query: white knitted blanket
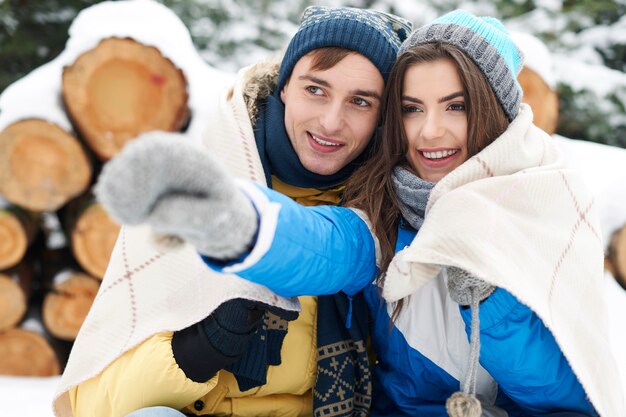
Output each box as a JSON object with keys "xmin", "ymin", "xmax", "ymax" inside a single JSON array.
[
  {"xmin": 52, "ymin": 66, "xmax": 300, "ymax": 417},
  {"xmin": 383, "ymin": 104, "xmax": 625, "ymax": 416}
]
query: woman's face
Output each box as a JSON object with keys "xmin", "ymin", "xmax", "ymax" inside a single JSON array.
[{"xmin": 401, "ymin": 58, "xmax": 468, "ymax": 183}]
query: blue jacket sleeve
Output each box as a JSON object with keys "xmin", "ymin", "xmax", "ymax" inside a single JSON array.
[
  {"xmin": 460, "ymin": 288, "xmax": 596, "ymax": 415},
  {"xmin": 202, "ymin": 182, "xmax": 378, "ymax": 298}
]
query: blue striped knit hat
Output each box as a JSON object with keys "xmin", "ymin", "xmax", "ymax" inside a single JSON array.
[
  {"xmin": 276, "ymin": 5, "xmax": 412, "ymax": 92},
  {"xmin": 400, "ymin": 10, "xmax": 524, "ymax": 121}
]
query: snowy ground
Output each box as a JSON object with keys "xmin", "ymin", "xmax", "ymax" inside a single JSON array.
[{"xmin": 0, "ymin": 374, "xmax": 60, "ymax": 416}]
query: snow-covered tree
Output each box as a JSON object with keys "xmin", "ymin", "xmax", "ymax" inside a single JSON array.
[{"xmin": 1, "ymin": 0, "xmax": 624, "ymax": 146}]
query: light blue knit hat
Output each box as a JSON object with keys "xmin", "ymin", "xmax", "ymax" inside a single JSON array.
[
  {"xmin": 276, "ymin": 5, "xmax": 412, "ymax": 92},
  {"xmin": 400, "ymin": 10, "xmax": 524, "ymax": 121}
]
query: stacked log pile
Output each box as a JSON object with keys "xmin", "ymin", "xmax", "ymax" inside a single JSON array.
[
  {"xmin": 0, "ymin": 0, "xmax": 235, "ymax": 376},
  {"xmin": 0, "ymin": 36, "xmax": 190, "ymax": 376}
]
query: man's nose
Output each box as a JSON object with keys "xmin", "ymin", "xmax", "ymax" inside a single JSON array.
[{"xmin": 319, "ymin": 101, "xmax": 345, "ymax": 135}]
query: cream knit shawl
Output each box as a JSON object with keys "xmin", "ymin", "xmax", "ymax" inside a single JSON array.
[
  {"xmin": 53, "ymin": 64, "xmax": 299, "ymax": 417},
  {"xmin": 383, "ymin": 104, "xmax": 625, "ymax": 416}
]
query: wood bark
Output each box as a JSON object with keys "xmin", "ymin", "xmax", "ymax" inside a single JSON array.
[
  {"xmin": 0, "ymin": 119, "xmax": 92, "ymax": 211},
  {"xmin": 518, "ymin": 67, "xmax": 559, "ymax": 135},
  {"xmin": 42, "ymin": 271, "xmax": 100, "ymax": 341},
  {"xmin": 66, "ymin": 197, "xmax": 121, "ymax": 279},
  {"xmin": 0, "ymin": 207, "xmax": 38, "ymax": 269},
  {"xmin": 0, "ymin": 328, "xmax": 61, "ymax": 376},
  {"xmin": 0, "ymin": 261, "xmax": 34, "ymax": 332},
  {"xmin": 0, "ymin": 275, "xmax": 27, "ymax": 332},
  {"xmin": 62, "ymin": 37, "xmax": 190, "ymax": 160}
]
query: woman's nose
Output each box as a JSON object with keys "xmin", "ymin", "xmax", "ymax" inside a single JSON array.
[{"xmin": 421, "ymin": 112, "xmax": 445, "ymax": 141}]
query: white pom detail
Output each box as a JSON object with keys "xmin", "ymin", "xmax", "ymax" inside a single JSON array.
[{"xmin": 446, "ymin": 391, "xmax": 482, "ymax": 417}]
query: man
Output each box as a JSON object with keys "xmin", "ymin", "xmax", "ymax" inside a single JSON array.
[{"xmin": 67, "ymin": 5, "xmax": 411, "ymax": 417}]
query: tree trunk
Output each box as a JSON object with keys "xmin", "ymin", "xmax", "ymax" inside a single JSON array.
[
  {"xmin": 0, "ymin": 328, "xmax": 60, "ymax": 376},
  {"xmin": 0, "ymin": 207, "xmax": 38, "ymax": 269},
  {"xmin": 0, "ymin": 119, "xmax": 92, "ymax": 212},
  {"xmin": 608, "ymin": 224, "xmax": 626, "ymax": 290},
  {"xmin": 62, "ymin": 37, "xmax": 190, "ymax": 161},
  {"xmin": 42, "ymin": 271, "xmax": 100, "ymax": 341}
]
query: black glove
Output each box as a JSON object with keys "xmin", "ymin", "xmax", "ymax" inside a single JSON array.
[
  {"xmin": 171, "ymin": 298, "xmax": 266, "ymax": 383},
  {"xmin": 95, "ymin": 132, "xmax": 258, "ymax": 260}
]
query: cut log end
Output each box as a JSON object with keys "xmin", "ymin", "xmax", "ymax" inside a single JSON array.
[
  {"xmin": 0, "ymin": 210, "xmax": 29, "ymax": 269},
  {"xmin": 62, "ymin": 37, "xmax": 190, "ymax": 160},
  {"xmin": 608, "ymin": 225, "xmax": 626, "ymax": 291},
  {"xmin": 0, "ymin": 119, "xmax": 92, "ymax": 211},
  {"xmin": 518, "ymin": 67, "xmax": 559, "ymax": 135},
  {"xmin": 43, "ymin": 273, "xmax": 100, "ymax": 340},
  {"xmin": 0, "ymin": 274, "xmax": 27, "ymax": 332},
  {"xmin": 72, "ymin": 203, "xmax": 121, "ymax": 279},
  {"xmin": 0, "ymin": 328, "xmax": 60, "ymax": 376}
]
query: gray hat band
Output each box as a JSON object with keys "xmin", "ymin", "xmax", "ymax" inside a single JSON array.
[{"xmin": 400, "ymin": 23, "xmax": 522, "ymax": 121}]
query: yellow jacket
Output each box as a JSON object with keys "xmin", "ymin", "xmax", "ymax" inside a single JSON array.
[{"xmin": 70, "ymin": 296, "xmax": 317, "ymax": 417}]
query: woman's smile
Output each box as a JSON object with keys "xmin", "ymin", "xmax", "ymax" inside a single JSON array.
[{"xmin": 402, "ymin": 58, "xmax": 468, "ymax": 183}]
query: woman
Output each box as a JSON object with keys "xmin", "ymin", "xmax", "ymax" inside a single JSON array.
[{"xmin": 97, "ymin": 10, "xmax": 620, "ymax": 417}]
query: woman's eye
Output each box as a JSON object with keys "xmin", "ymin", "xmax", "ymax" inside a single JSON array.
[
  {"xmin": 402, "ymin": 105, "xmax": 421, "ymax": 113},
  {"xmin": 449, "ymin": 102, "xmax": 466, "ymax": 111},
  {"xmin": 353, "ymin": 97, "xmax": 371, "ymax": 108},
  {"xmin": 306, "ymin": 86, "xmax": 324, "ymax": 95}
]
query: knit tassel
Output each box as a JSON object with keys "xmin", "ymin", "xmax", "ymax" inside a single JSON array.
[
  {"xmin": 446, "ymin": 392, "xmax": 482, "ymax": 417},
  {"xmin": 447, "ymin": 287, "xmax": 483, "ymax": 417}
]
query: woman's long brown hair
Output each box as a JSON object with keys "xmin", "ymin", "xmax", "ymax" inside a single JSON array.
[{"xmin": 342, "ymin": 42, "xmax": 510, "ymax": 319}]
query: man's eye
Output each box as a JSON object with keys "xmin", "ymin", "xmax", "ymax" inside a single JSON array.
[
  {"xmin": 306, "ymin": 86, "xmax": 323, "ymax": 95},
  {"xmin": 353, "ymin": 97, "xmax": 371, "ymax": 107}
]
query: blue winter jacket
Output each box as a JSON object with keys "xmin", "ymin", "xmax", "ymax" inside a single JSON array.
[{"xmin": 204, "ymin": 182, "xmax": 597, "ymax": 417}]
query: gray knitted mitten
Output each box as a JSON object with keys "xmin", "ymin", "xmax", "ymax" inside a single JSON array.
[
  {"xmin": 94, "ymin": 132, "xmax": 258, "ymax": 260},
  {"xmin": 446, "ymin": 266, "xmax": 495, "ymax": 306}
]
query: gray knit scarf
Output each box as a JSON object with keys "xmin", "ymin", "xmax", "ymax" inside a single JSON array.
[
  {"xmin": 391, "ymin": 164, "xmax": 490, "ymax": 415},
  {"xmin": 391, "ymin": 165, "xmax": 435, "ymax": 230}
]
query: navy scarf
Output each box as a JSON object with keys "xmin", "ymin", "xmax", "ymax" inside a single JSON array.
[
  {"xmin": 254, "ymin": 92, "xmax": 375, "ymax": 189},
  {"xmin": 229, "ymin": 90, "xmax": 373, "ymax": 416},
  {"xmin": 314, "ymin": 293, "xmax": 372, "ymax": 417}
]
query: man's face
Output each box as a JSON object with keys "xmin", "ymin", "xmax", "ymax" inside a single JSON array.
[{"xmin": 280, "ymin": 52, "xmax": 384, "ymax": 175}]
